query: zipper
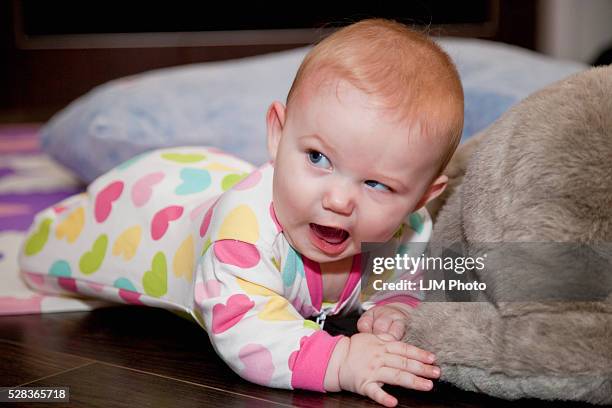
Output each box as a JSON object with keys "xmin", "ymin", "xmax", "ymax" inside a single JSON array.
[{"xmin": 314, "ymin": 306, "xmax": 334, "ymax": 329}]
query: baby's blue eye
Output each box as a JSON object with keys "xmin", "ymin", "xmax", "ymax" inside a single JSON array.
[
  {"xmin": 365, "ymin": 180, "xmax": 391, "ymax": 192},
  {"xmin": 308, "ymin": 150, "xmax": 331, "ymax": 169}
]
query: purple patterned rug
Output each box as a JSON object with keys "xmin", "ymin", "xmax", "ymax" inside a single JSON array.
[{"xmin": 0, "ymin": 124, "xmax": 85, "ymax": 232}]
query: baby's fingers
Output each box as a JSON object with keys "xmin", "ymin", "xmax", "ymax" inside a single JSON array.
[
  {"xmin": 378, "ymin": 367, "xmax": 434, "ymax": 391},
  {"xmin": 384, "ymin": 355, "xmax": 440, "ymax": 379},
  {"xmin": 372, "ymin": 313, "xmax": 394, "ymax": 335},
  {"xmin": 385, "ymin": 341, "xmax": 436, "ymax": 364},
  {"xmin": 388, "ymin": 319, "xmax": 406, "ymax": 341},
  {"xmin": 363, "ymin": 382, "xmax": 398, "ymax": 407},
  {"xmin": 357, "ymin": 310, "xmax": 374, "ymax": 333}
]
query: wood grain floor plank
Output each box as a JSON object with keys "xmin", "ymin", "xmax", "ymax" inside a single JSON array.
[
  {"xmin": 0, "ymin": 308, "xmax": 604, "ymax": 407},
  {"xmin": 17, "ymin": 362, "xmax": 285, "ymax": 408},
  {"xmin": 0, "ymin": 307, "xmax": 364, "ymax": 406},
  {"xmin": 0, "ymin": 339, "xmax": 94, "ymax": 387}
]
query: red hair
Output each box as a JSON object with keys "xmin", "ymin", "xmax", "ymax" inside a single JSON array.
[{"xmin": 287, "ymin": 18, "xmax": 464, "ymax": 174}]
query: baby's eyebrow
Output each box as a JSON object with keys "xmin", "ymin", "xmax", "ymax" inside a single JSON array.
[
  {"xmin": 379, "ymin": 176, "xmax": 409, "ymax": 192},
  {"xmin": 299, "ymin": 133, "xmax": 336, "ymax": 155}
]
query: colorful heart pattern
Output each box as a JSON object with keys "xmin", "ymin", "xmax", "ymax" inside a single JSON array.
[
  {"xmin": 303, "ymin": 320, "xmax": 320, "ymax": 330},
  {"xmin": 393, "ymin": 222, "xmax": 406, "ymax": 240},
  {"xmin": 236, "ymin": 277, "xmax": 276, "ymax": 297},
  {"xmin": 409, "ymin": 212, "xmax": 425, "ymax": 234},
  {"xmin": 95, "ymin": 181, "xmax": 124, "ymax": 223},
  {"xmin": 271, "ymin": 257, "xmax": 281, "ymax": 272},
  {"xmin": 199, "ymin": 204, "xmax": 215, "ymax": 238},
  {"xmin": 221, "ymin": 173, "xmax": 248, "ymax": 191},
  {"xmin": 114, "ymin": 277, "xmax": 138, "ymax": 291},
  {"xmin": 79, "ymin": 234, "xmax": 108, "ymax": 275},
  {"xmin": 118, "ymin": 289, "xmax": 143, "ymax": 305},
  {"xmin": 233, "ymin": 169, "xmax": 262, "ymax": 191},
  {"xmin": 58, "ymin": 277, "xmax": 77, "ymax": 292},
  {"xmin": 190, "ymin": 195, "xmax": 220, "ymax": 221},
  {"xmin": 173, "ymin": 235, "xmax": 194, "ymax": 281},
  {"xmin": 201, "ymin": 237, "xmax": 212, "ymax": 256},
  {"xmin": 212, "ymin": 294, "xmax": 255, "ymax": 334},
  {"xmin": 132, "ymin": 172, "xmax": 165, "ymax": 207},
  {"xmin": 112, "ymin": 225, "xmax": 141, "ymax": 261},
  {"xmin": 176, "ymin": 168, "xmax": 211, "ymax": 195},
  {"xmin": 213, "ymin": 240, "xmax": 260, "ymax": 269},
  {"xmin": 161, "ymin": 153, "xmax": 206, "ymax": 163},
  {"xmin": 218, "ymin": 205, "xmax": 259, "ymax": 243},
  {"xmin": 151, "ymin": 205, "xmax": 184, "ymax": 240},
  {"xmin": 238, "ymin": 344, "xmax": 274, "ymax": 386},
  {"xmin": 142, "ymin": 251, "xmax": 167, "ymax": 297},
  {"xmin": 55, "ymin": 207, "xmax": 84, "ymax": 243},
  {"xmin": 202, "ymin": 162, "xmax": 242, "ymax": 172},
  {"xmin": 194, "ymin": 280, "xmax": 222, "ymax": 305},
  {"xmin": 114, "ymin": 277, "xmax": 143, "ymax": 305},
  {"xmin": 24, "ymin": 218, "xmax": 52, "ymax": 256},
  {"xmin": 258, "ymin": 296, "xmax": 299, "ymax": 321},
  {"xmin": 49, "ymin": 260, "xmax": 72, "ymax": 277},
  {"xmin": 282, "ymin": 246, "xmax": 304, "ymax": 287}
]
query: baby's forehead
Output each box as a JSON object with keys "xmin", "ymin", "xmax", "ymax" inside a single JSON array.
[
  {"xmin": 297, "ymin": 79, "xmax": 441, "ymax": 138},
  {"xmin": 291, "ymin": 70, "xmax": 346, "ymax": 103},
  {"xmin": 294, "ymin": 73, "xmax": 396, "ymax": 121},
  {"xmin": 301, "ymin": 70, "xmax": 452, "ymax": 122},
  {"xmin": 292, "ymin": 65, "xmax": 458, "ymax": 147}
]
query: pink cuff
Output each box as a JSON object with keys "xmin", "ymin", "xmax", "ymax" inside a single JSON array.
[
  {"xmin": 375, "ymin": 295, "xmax": 421, "ymax": 308},
  {"xmin": 290, "ymin": 330, "xmax": 344, "ymax": 392}
]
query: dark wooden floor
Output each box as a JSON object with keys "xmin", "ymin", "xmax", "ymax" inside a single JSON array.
[{"xmin": 0, "ymin": 306, "xmax": 603, "ymax": 407}]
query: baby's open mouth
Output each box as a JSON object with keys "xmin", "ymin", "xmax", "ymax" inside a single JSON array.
[{"xmin": 309, "ymin": 223, "xmax": 350, "ymax": 244}]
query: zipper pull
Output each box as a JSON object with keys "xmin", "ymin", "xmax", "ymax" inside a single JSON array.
[
  {"xmin": 315, "ymin": 307, "xmax": 333, "ymax": 329},
  {"xmin": 315, "ymin": 313, "xmax": 327, "ymax": 329}
]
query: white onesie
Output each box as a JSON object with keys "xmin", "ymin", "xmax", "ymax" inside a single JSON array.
[{"xmin": 19, "ymin": 147, "xmax": 431, "ymax": 392}]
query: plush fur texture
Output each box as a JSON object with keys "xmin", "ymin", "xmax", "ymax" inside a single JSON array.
[{"xmin": 408, "ymin": 66, "xmax": 612, "ymax": 404}]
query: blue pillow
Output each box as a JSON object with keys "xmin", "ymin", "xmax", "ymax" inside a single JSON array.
[
  {"xmin": 440, "ymin": 38, "xmax": 586, "ymax": 140},
  {"xmin": 41, "ymin": 39, "xmax": 586, "ymax": 182}
]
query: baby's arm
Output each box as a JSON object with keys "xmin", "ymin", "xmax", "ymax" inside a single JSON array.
[
  {"xmin": 197, "ymin": 241, "xmax": 438, "ymax": 404},
  {"xmin": 196, "ymin": 241, "xmax": 344, "ymax": 391},
  {"xmin": 325, "ymin": 332, "xmax": 440, "ymax": 407}
]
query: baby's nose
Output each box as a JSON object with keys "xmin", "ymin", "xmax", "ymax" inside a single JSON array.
[{"xmin": 322, "ymin": 185, "xmax": 355, "ymax": 216}]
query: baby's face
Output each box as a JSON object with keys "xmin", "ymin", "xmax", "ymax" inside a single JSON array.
[{"xmin": 270, "ymin": 79, "xmax": 442, "ymax": 263}]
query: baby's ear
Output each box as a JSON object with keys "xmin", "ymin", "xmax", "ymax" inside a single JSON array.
[
  {"xmin": 266, "ymin": 101, "xmax": 286, "ymax": 164},
  {"xmin": 414, "ymin": 174, "xmax": 448, "ymax": 210}
]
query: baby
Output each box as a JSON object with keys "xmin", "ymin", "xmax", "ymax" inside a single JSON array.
[
  {"xmin": 197, "ymin": 18, "xmax": 464, "ymax": 407},
  {"xmin": 19, "ymin": 17, "xmax": 463, "ymax": 408}
]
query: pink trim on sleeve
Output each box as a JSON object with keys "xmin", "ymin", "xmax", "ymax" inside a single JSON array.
[
  {"xmin": 290, "ymin": 330, "xmax": 344, "ymax": 392},
  {"xmin": 375, "ymin": 295, "xmax": 421, "ymax": 308}
]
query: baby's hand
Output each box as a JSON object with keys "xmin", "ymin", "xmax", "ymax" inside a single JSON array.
[
  {"xmin": 357, "ymin": 303, "xmax": 412, "ymax": 340},
  {"xmin": 337, "ymin": 332, "xmax": 440, "ymax": 407}
]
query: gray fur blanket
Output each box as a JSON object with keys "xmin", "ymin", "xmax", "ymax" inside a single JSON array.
[{"xmin": 405, "ymin": 66, "xmax": 612, "ymax": 404}]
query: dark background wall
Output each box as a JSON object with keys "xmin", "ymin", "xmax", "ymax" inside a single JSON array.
[{"xmin": 1, "ymin": 0, "xmax": 537, "ymax": 123}]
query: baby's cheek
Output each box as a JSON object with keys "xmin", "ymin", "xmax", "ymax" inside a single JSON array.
[
  {"xmin": 284, "ymin": 174, "xmax": 317, "ymax": 204},
  {"xmin": 274, "ymin": 173, "xmax": 315, "ymax": 224},
  {"xmin": 358, "ymin": 217, "xmax": 399, "ymax": 243}
]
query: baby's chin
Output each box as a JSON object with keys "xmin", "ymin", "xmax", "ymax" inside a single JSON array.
[{"xmin": 307, "ymin": 250, "xmax": 354, "ymax": 263}]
